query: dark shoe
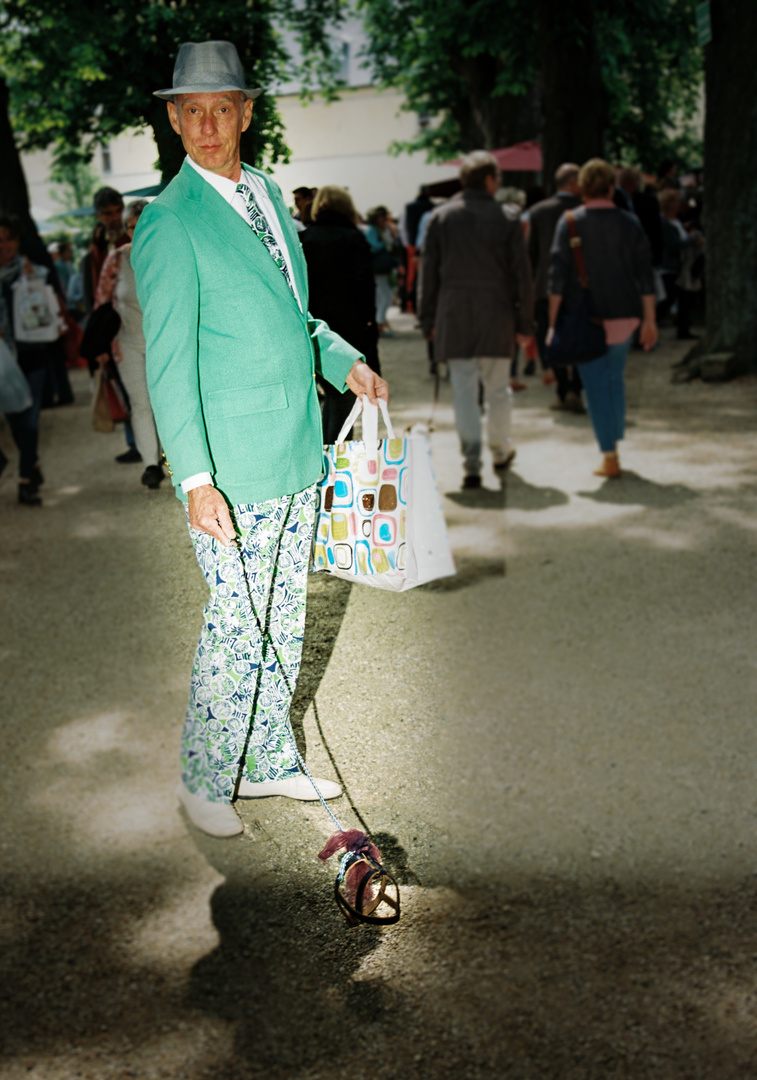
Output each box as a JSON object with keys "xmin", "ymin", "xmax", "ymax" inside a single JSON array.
[
  {"xmin": 524, "ymin": 359, "xmax": 536, "ymax": 376},
  {"xmin": 565, "ymin": 392, "xmax": 587, "ymax": 414},
  {"xmin": 141, "ymin": 465, "xmax": 165, "ymax": 490},
  {"xmin": 462, "ymin": 474, "xmax": 481, "ymax": 490},
  {"xmin": 493, "ymin": 449, "xmax": 516, "ymax": 473},
  {"xmin": 550, "ymin": 398, "xmax": 570, "ymax": 411},
  {"xmin": 18, "ymin": 483, "xmax": 42, "ymax": 506},
  {"xmin": 30, "ymin": 464, "xmax": 44, "ymax": 488},
  {"xmin": 116, "ymin": 447, "xmax": 143, "ymax": 464}
]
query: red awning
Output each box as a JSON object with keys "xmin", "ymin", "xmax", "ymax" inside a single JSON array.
[
  {"xmin": 491, "ymin": 141, "xmax": 542, "ymax": 172},
  {"xmin": 446, "ymin": 141, "xmax": 543, "ymax": 173}
]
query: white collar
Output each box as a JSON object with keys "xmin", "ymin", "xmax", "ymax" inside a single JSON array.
[{"xmin": 185, "ymin": 154, "xmax": 250, "ymax": 203}]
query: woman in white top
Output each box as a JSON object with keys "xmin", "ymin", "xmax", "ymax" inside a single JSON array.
[{"xmin": 95, "ymin": 200, "xmax": 163, "ymax": 488}]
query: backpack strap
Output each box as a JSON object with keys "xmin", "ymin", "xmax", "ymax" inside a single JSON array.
[{"xmin": 566, "ymin": 211, "xmax": 590, "ymax": 289}]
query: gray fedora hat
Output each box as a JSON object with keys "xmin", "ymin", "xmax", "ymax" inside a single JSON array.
[{"xmin": 154, "ymin": 40, "xmax": 262, "ymax": 101}]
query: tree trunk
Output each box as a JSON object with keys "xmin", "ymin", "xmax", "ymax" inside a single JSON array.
[
  {"xmin": 149, "ymin": 100, "xmax": 187, "ymax": 184},
  {"xmin": 0, "ymin": 77, "xmax": 37, "ymax": 236},
  {"xmin": 535, "ymin": 0, "xmax": 606, "ymax": 191},
  {"xmin": 0, "ymin": 76, "xmax": 59, "ymax": 282},
  {"xmin": 700, "ymin": 0, "xmax": 757, "ymax": 372}
]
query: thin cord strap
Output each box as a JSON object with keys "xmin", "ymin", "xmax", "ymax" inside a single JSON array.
[
  {"xmin": 227, "ymin": 509, "xmax": 347, "ymax": 834},
  {"xmin": 566, "ymin": 211, "xmax": 590, "ymax": 289}
]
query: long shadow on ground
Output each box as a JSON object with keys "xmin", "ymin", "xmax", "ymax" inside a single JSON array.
[{"xmin": 4, "ymin": 857, "xmax": 757, "ymax": 1078}]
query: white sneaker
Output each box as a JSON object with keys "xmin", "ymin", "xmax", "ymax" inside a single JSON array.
[
  {"xmin": 237, "ymin": 774, "xmax": 342, "ymax": 801},
  {"xmin": 177, "ymin": 782, "xmax": 243, "ymax": 837}
]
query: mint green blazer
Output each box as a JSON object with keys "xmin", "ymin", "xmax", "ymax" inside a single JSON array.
[{"xmin": 131, "ymin": 160, "xmax": 363, "ymax": 506}]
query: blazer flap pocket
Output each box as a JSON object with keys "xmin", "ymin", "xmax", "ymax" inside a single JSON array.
[{"xmin": 207, "ymin": 382, "xmax": 288, "ymax": 418}]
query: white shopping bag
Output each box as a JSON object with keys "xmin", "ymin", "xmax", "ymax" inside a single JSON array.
[
  {"xmin": 311, "ymin": 398, "xmax": 455, "ymax": 591},
  {"xmin": 13, "ymin": 274, "xmax": 66, "ymax": 344}
]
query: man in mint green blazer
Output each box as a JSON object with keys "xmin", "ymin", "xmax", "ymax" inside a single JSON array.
[{"xmin": 132, "ymin": 41, "xmax": 388, "ymax": 838}]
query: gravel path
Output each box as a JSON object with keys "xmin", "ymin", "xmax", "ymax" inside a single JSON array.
[{"xmin": 1, "ymin": 317, "xmax": 756, "ymax": 1079}]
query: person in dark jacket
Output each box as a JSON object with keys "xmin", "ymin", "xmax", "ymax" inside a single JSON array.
[
  {"xmin": 527, "ymin": 162, "xmax": 584, "ymax": 412},
  {"xmin": 658, "ymin": 188, "xmax": 702, "ymax": 339},
  {"xmin": 547, "ymin": 158, "xmax": 658, "ymax": 479},
  {"xmin": 300, "ymin": 185, "xmax": 380, "ymax": 443},
  {"xmin": 419, "ymin": 150, "xmax": 535, "ymax": 488},
  {"xmin": 0, "ymin": 214, "xmax": 54, "ymax": 505}
]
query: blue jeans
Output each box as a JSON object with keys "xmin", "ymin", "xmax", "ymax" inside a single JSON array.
[
  {"xmin": 579, "ymin": 339, "xmax": 631, "ymax": 453},
  {"xmin": 5, "ymin": 366, "xmax": 46, "ymax": 480}
]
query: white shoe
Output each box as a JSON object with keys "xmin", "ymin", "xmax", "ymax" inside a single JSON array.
[
  {"xmin": 237, "ymin": 774, "xmax": 342, "ymax": 801},
  {"xmin": 177, "ymin": 782, "xmax": 243, "ymax": 838}
]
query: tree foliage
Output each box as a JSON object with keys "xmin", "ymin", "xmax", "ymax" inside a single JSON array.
[
  {"xmin": 357, "ymin": 0, "xmax": 702, "ymax": 173},
  {"xmin": 357, "ymin": 0, "xmax": 538, "ymax": 159},
  {"xmin": 0, "ymin": 0, "xmax": 347, "ymax": 182}
]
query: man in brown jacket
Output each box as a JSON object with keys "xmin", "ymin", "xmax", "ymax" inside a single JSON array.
[{"xmin": 419, "ymin": 151, "xmax": 534, "ymax": 489}]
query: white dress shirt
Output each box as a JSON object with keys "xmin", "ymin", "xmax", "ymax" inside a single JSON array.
[{"xmin": 181, "ymin": 155, "xmax": 302, "ymax": 494}]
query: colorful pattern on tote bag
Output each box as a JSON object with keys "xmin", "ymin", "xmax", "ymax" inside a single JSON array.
[{"xmin": 312, "ymin": 433, "xmax": 409, "ymax": 583}]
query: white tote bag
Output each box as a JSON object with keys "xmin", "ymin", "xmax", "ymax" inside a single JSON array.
[
  {"xmin": 12, "ymin": 274, "xmax": 66, "ymax": 344},
  {"xmin": 311, "ymin": 398, "xmax": 455, "ymax": 591}
]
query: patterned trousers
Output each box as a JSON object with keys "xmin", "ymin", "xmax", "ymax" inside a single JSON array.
[{"xmin": 182, "ymin": 486, "xmax": 317, "ymax": 803}]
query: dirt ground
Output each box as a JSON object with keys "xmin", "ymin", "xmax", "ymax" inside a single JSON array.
[{"xmin": 1, "ymin": 315, "xmax": 757, "ymax": 1079}]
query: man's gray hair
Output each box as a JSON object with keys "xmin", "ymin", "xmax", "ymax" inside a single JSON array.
[
  {"xmin": 554, "ymin": 163, "xmax": 580, "ymax": 189},
  {"xmin": 123, "ymin": 199, "xmax": 150, "ymax": 228},
  {"xmin": 459, "ymin": 150, "xmax": 500, "ymax": 191}
]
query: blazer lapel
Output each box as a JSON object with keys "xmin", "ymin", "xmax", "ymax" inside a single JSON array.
[{"xmin": 177, "ymin": 161, "xmax": 303, "ymax": 312}]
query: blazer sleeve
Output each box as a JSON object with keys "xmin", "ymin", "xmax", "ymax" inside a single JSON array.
[
  {"xmin": 548, "ymin": 216, "xmax": 571, "ymax": 297},
  {"xmin": 307, "ymin": 314, "xmax": 363, "ymax": 391},
  {"xmin": 505, "ymin": 219, "xmax": 536, "ymax": 336},
  {"xmin": 131, "ymin": 202, "xmax": 214, "ymax": 484},
  {"xmin": 418, "ymin": 212, "xmax": 441, "ymax": 337}
]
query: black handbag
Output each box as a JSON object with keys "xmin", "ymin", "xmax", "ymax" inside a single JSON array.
[
  {"xmin": 79, "ymin": 302, "xmax": 121, "ymax": 364},
  {"xmin": 372, "ymin": 248, "xmax": 399, "ymax": 275},
  {"xmin": 545, "ymin": 211, "xmax": 606, "ymax": 366}
]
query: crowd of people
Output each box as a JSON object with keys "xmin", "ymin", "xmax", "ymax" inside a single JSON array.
[
  {"xmin": 0, "ymin": 144, "xmax": 704, "ymax": 504},
  {"xmin": 413, "ymin": 152, "xmax": 704, "ymax": 485}
]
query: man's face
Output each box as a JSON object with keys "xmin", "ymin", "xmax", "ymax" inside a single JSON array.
[
  {"xmin": 293, "ymin": 192, "xmax": 311, "ymax": 213},
  {"xmin": 168, "ymin": 91, "xmax": 253, "ymax": 180},
  {"xmin": 97, "ymin": 203, "xmax": 124, "ymax": 238}
]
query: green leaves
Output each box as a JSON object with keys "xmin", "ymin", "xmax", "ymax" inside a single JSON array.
[
  {"xmin": 0, "ymin": 0, "xmax": 344, "ymax": 180},
  {"xmin": 358, "ymin": 0, "xmax": 703, "ymax": 168}
]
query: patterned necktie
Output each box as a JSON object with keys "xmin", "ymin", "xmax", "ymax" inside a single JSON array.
[{"xmin": 236, "ymin": 181, "xmax": 296, "ymax": 297}]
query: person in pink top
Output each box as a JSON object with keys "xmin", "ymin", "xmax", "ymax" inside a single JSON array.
[{"xmin": 547, "ymin": 158, "xmax": 658, "ymax": 478}]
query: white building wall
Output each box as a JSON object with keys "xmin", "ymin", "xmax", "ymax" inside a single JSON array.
[
  {"xmin": 20, "ymin": 88, "xmax": 453, "ymax": 226},
  {"xmin": 269, "ymin": 86, "xmax": 453, "ymax": 216}
]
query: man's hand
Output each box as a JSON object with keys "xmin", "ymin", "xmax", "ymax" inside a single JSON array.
[
  {"xmin": 516, "ymin": 333, "xmax": 535, "ymax": 349},
  {"xmin": 345, "ymin": 361, "xmax": 389, "ymax": 405},
  {"xmin": 188, "ymin": 485, "xmax": 237, "ymax": 546}
]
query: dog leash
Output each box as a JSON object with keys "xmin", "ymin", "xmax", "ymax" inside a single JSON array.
[{"xmin": 225, "ymin": 511, "xmax": 399, "ymax": 926}]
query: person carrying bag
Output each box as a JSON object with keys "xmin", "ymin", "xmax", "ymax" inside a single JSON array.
[
  {"xmin": 545, "ymin": 158, "xmax": 658, "ymax": 479},
  {"xmin": 544, "ymin": 211, "xmax": 606, "ymax": 367}
]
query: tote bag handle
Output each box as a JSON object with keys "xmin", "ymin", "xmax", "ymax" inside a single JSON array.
[{"xmin": 334, "ymin": 396, "xmax": 395, "ymax": 448}]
